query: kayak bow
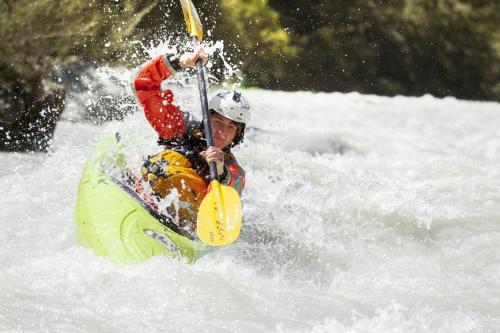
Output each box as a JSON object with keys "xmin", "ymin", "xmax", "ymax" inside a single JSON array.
[{"xmin": 74, "ymin": 134, "xmax": 208, "ymax": 263}]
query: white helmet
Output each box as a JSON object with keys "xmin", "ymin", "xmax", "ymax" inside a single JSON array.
[{"xmin": 208, "ymin": 91, "xmax": 250, "ymax": 125}]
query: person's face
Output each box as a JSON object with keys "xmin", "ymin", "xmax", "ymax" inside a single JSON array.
[{"xmin": 210, "ymin": 113, "xmax": 239, "ymax": 149}]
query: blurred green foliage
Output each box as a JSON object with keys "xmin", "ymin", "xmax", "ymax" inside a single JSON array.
[
  {"xmin": 0, "ymin": 0, "xmax": 157, "ymax": 75},
  {"xmin": 218, "ymin": 0, "xmax": 499, "ymax": 100},
  {"xmin": 0, "ymin": 0, "xmax": 499, "ymax": 101}
]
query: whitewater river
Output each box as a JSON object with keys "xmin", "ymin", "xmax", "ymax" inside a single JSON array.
[{"xmin": 1, "ymin": 88, "xmax": 499, "ymax": 332}]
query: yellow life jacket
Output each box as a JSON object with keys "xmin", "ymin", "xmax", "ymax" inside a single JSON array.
[{"xmin": 141, "ymin": 150, "xmax": 207, "ymax": 224}]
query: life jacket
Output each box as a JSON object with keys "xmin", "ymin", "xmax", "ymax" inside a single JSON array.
[
  {"xmin": 141, "ymin": 149, "xmax": 206, "ymax": 225},
  {"xmin": 141, "ymin": 113, "xmax": 242, "ymax": 224}
]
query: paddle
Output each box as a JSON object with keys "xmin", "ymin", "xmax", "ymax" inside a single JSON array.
[{"xmin": 179, "ymin": 0, "xmax": 242, "ymax": 246}]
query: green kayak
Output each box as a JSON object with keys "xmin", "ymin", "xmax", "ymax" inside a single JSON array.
[{"xmin": 74, "ymin": 133, "xmax": 208, "ymax": 263}]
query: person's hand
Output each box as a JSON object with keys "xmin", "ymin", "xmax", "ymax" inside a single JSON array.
[
  {"xmin": 179, "ymin": 48, "xmax": 207, "ymax": 69},
  {"xmin": 200, "ymin": 147, "xmax": 225, "ymax": 175}
]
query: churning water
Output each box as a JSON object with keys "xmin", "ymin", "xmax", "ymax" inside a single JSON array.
[{"xmin": 1, "ymin": 74, "xmax": 500, "ymax": 331}]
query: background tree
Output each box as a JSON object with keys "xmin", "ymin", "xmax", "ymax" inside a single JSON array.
[
  {"xmin": 0, "ymin": 0, "xmax": 158, "ymax": 151},
  {"xmin": 265, "ymin": 0, "xmax": 500, "ymax": 100}
]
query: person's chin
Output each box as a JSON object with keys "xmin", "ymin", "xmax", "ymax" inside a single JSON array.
[{"xmin": 214, "ymin": 140, "xmax": 226, "ymax": 149}]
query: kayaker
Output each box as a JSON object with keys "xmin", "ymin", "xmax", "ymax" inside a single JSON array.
[{"xmin": 133, "ymin": 48, "xmax": 250, "ymax": 230}]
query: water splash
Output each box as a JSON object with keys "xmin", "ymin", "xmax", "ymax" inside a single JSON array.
[{"xmin": 62, "ymin": 35, "xmax": 242, "ymax": 124}]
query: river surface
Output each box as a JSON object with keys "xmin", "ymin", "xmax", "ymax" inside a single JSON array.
[{"xmin": 1, "ymin": 88, "xmax": 499, "ymax": 332}]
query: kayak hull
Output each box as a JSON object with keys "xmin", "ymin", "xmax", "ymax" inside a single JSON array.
[{"xmin": 74, "ymin": 135, "xmax": 208, "ymax": 263}]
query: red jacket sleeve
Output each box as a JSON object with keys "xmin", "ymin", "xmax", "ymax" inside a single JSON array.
[{"xmin": 134, "ymin": 55, "xmax": 185, "ymax": 139}]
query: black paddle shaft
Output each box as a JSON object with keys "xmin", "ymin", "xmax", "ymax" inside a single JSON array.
[{"xmin": 193, "ymin": 39, "xmax": 218, "ymax": 181}]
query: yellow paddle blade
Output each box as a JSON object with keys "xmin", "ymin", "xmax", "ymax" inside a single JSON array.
[
  {"xmin": 179, "ymin": 0, "xmax": 204, "ymax": 41},
  {"xmin": 197, "ymin": 180, "xmax": 242, "ymax": 246}
]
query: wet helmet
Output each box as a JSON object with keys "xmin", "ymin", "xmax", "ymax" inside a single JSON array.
[{"xmin": 208, "ymin": 91, "xmax": 250, "ymax": 146}]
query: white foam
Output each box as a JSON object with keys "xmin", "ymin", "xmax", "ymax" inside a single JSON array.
[{"xmin": 1, "ymin": 81, "xmax": 500, "ymax": 332}]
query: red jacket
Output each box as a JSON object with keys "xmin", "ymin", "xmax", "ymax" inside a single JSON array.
[
  {"xmin": 134, "ymin": 55, "xmax": 246, "ymax": 194},
  {"xmin": 134, "ymin": 55, "xmax": 185, "ymax": 139}
]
